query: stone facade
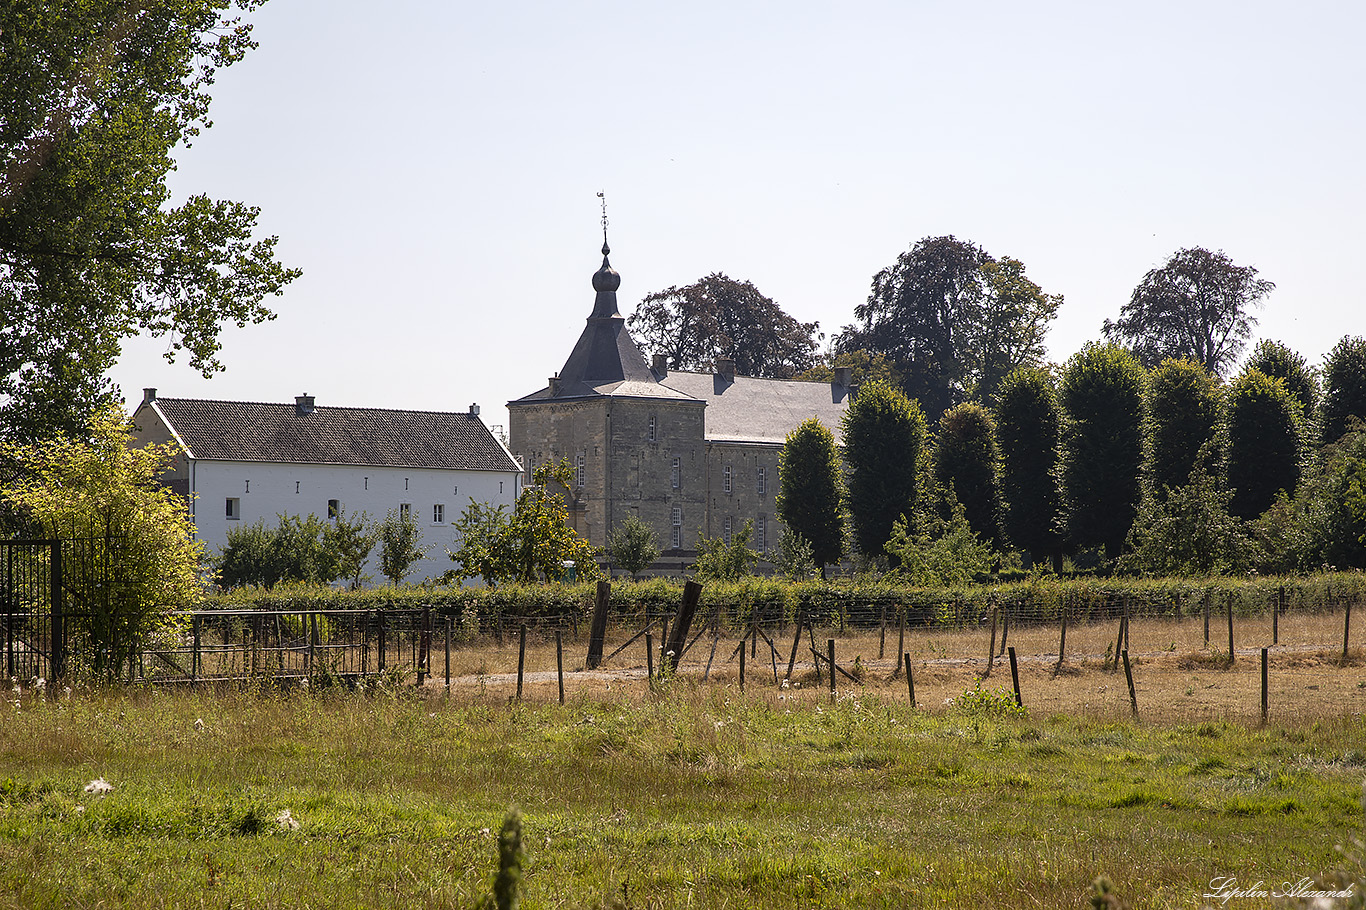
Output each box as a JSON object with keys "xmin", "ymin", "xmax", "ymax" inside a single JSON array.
[{"xmin": 509, "ymin": 243, "xmax": 851, "ymax": 570}]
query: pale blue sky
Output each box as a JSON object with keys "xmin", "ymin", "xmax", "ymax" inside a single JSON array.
[{"xmin": 112, "ymin": 0, "xmax": 1365, "ymax": 433}]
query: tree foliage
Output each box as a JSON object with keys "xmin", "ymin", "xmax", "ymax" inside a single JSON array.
[
  {"xmin": 932, "ymin": 402, "xmax": 1001, "ymax": 544},
  {"xmin": 1295, "ymin": 428, "xmax": 1366, "ymax": 571},
  {"xmin": 1103, "ymin": 247, "xmax": 1273, "ymax": 377},
  {"xmin": 994, "ymin": 367, "xmax": 1063, "ymax": 570},
  {"xmin": 1242, "ymin": 339, "xmax": 1319, "ymax": 420},
  {"xmin": 1226, "ymin": 369, "xmax": 1301, "ymax": 521},
  {"xmin": 836, "ymin": 236, "xmax": 1059, "ymax": 419},
  {"xmin": 628, "ymin": 273, "xmax": 819, "ymax": 379},
  {"xmin": 378, "ymin": 506, "xmax": 431, "ymax": 585},
  {"xmin": 694, "ymin": 519, "xmax": 760, "ymax": 582},
  {"xmin": 0, "ymin": 0, "xmax": 300, "ymax": 443},
  {"xmin": 0, "ymin": 406, "xmax": 203, "ymax": 678},
  {"xmin": 217, "ymin": 509, "xmax": 376, "ymax": 590},
  {"xmin": 884, "ymin": 497, "xmax": 997, "ymax": 587},
  {"xmin": 1059, "ymin": 344, "xmax": 1146, "ymax": 559},
  {"xmin": 1320, "ymin": 335, "xmax": 1366, "ymax": 446},
  {"xmin": 446, "ymin": 461, "xmax": 602, "ymax": 587},
  {"xmin": 775, "ymin": 418, "xmax": 844, "ymax": 573},
  {"xmin": 606, "ymin": 513, "xmax": 660, "ymax": 580},
  {"xmin": 1144, "ymin": 358, "xmax": 1221, "ymax": 498},
  {"xmin": 1122, "ymin": 442, "xmax": 1249, "ymax": 576},
  {"xmin": 794, "ymin": 348, "xmax": 902, "ymax": 389},
  {"xmin": 841, "ymin": 381, "xmax": 927, "ymax": 559}
]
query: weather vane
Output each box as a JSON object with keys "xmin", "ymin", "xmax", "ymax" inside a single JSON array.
[{"xmin": 597, "ymin": 191, "xmax": 609, "ymax": 246}]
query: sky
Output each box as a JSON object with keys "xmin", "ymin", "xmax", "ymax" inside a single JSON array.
[{"xmin": 110, "ymin": 0, "xmax": 1366, "ymax": 435}]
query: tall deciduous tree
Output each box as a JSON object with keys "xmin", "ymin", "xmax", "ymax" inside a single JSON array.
[
  {"xmin": 379, "ymin": 507, "xmax": 432, "ymax": 585},
  {"xmin": 841, "ymin": 381, "xmax": 926, "ymax": 558},
  {"xmin": 1059, "ymin": 344, "xmax": 1146, "ymax": 559},
  {"xmin": 1242, "ymin": 339, "xmax": 1319, "ymax": 420},
  {"xmin": 1320, "ymin": 335, "xmax": 1366, "ymax": 445},
  {"xmin": 1103, "ymin": 247, "xmax": 1273, "ymax": 377},
  {"xmin": 1226, "ymin": 369, "xmax": 1301, "ymax": 520},
  {"xmin": 932, "ymin": 402, "xmax": 1001, "ymax": 544},
  {"xmin": 629, "ymin": 273, "xmax": 819, "ymax": 379},
  {"xmin": 0, "ymin": 406, "xmax": 204, "ymax": 678},
  {"xmin": 836, "ymin": 236, "xmax": 1059, "ymax": 419},
  {"xmin": 0, "ymin": 1, "xmax": 300, "ymax": 443},
  {"xmin": 775, "ymin": 418, "xmax": 844, "ymax": 575},
  {"xmin": 994, "ymin": 366, "xmax": 1063, "ymax": 570},
  {"xmin": 1144, "ymin": 358, "xmax": 1222, "ymax": 498}
]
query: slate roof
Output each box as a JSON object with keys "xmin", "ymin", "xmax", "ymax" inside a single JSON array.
[
  {"xmin": 658, "ymin": 371, "xmax": 852, "ymax": 445},
  {"xmin": 140, "ymin": 398, "xmax": 521, "ymax": 472}
]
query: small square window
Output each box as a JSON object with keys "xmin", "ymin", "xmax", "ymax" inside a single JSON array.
[
  {"xmin": 327, "ymin": 499, "xmax": 341, "ymax": 519},
  {"xmin": 226, "ymin": 498, "xmax": 240, "ymax": 520}
]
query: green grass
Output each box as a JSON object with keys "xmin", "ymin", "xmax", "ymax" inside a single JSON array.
[{"xmin": 0, "ymin": 680, "xmax": 1363, "ymax": 909}]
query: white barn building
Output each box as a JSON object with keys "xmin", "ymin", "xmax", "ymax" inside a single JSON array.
[{"xmin": 130, "ymin": 390, "xmax": 523, "ymax": 584}]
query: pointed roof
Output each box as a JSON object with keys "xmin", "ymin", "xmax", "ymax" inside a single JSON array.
[{"xmin": 512, "ymin": 242, "xmax": 696, "ymax": 404}]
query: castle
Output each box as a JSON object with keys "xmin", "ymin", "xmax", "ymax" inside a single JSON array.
[{"xmin": 508, "ymin": 242, "xmax": 851, "ymax": 567}]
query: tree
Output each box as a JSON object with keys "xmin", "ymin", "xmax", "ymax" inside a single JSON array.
[
  {"xmin": 794, "ymin": 348, "xmax": 902, "ymax": 388},
  {"xmin": 1059, "ymin": 344, "xmax": 1146, "ymax": 559},
  {"xmin": 841, "ymin": 381, "xmax": 927, "ymax": 558},
  {"xmin": 1242, "ymin": 339, "xmax": 1319, "ymax": 420},
  {"xmin": 1103, "ymin": 247, "xmax": 1274, "ymax": 377},
  {"xmin": 1296, "ymin": 428, "xmax": 1366, "ymax": 571},
  {"xmin": 932, "ymin": 402, "xmax": 1001, "ymax": 544},
  {"xmin": 1122, "ymin": 442, "xmax": 1249, "ymax": 577},
  {"xmin": 628, "ymin": 273, "xmax": 819, "ymax": 379},
  {"xmin": 994, "ymin": 367, "xmax": 1064, "ymax": 570},
  {"xmin": 215, "ymin": 509, "xmax": 374, "ymax": 589},
  {"xmin": 775, "ymin": 418, "xmax": 844, "ymax": 574},
  {"xmin": 836, "ymin": 236, "xmax": 1059, "ymax": 419},
  {"xmin": 0, "ymin": 1, "xmax": 300, "ymax": 443},
  {"xmin": 0, "ymin": 406, "xmax": 204, "ymax": 678},
  {"xmin": 1226, "ymin": 369, "xmax": 1301, "ymax": 521},
  {"xmin": 446, "ymin": 461, "xmax": 603, "ymax": 587},
  {"xmin": 1320, "ymin": 335, "xmax": 1366, "ymax": 445},
  {"xmin": 693, "ymin": 519, "xmax": 759, "ymax": 582},
  {"xmin": 884, "ymin": 498, "xmax": 997, "ymax": 587},
  {"xmin": 606, "ymin": 513, "xmax": 660, "ymax": 580},
  {"xmin": 325, "ymin": 509, "xmax": 377, "ymax": 590},
  {"xmin": 773, "ymin": 528, "xmax": 817, "ymax": 580},
  {"xmin": 1144, "ymin": 358, "xmax": 1221, "ymax": 498},
  {"xmin": 379, "ymin": 507, "xmax": 431, "ymax": 585}
]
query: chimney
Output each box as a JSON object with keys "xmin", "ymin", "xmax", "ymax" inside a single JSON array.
[
  {"xmin": 715, "ymin": 357, "xmax": 735, "ymax": 382},
  {"xmin": 142, "ymin": 388, "xmax": 157, "ymax": 404},
  {"xmin": 469, "ymin": 403, "xmax": 480, "ymax": 416},
  {"xmin": 548, "ymin": 373, "xmax": 561, "ymax": 397},
  {"xmin": 295, "ymin": 393, "xmax": 316, "ymax": 415},
  {"xmin": 834, "ymin": 366, "xmax": 853, "ymax": 388},
  {"xmin": 652, "ymin": 353, "xmax": 668, "ymax": 375}
]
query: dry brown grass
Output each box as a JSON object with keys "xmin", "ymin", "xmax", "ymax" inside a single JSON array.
[{"xmin": 429, "ymin": 610, "xmax": 1366, "ymax": 723}]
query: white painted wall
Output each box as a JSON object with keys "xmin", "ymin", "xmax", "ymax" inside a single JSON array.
[{"xmin": 190, "ymin": 460, "xmax": 520, "ymax": 585}]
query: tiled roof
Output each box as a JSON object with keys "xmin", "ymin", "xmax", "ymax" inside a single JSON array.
[
  {"xmin": 141, "ymin": 398, "xmax": 520, "ymax": 472},
  {"xmin": 659, "ymin": 371, "xmax": 852, "ymax": 445}
]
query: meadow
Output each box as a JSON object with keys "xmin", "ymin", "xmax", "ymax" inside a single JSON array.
[{"xmin": 2, "ymin": 610, "xmax": 1364, "ymax": 910}]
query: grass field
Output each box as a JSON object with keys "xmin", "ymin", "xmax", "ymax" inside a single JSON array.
[{"xmin": 3, "ymin": 611, "xmax": 1366, "ymax": 910}]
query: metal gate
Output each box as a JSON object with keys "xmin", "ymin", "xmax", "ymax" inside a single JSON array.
[{"xmin": 0, "ymin": 539, "xmax": 64, "ymax": 681}]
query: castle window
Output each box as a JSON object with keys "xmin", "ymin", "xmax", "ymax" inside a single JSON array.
[
  {"xmin": 671, "ymin": 506, "xmax": 682, "ymax": 549},
  {"xmin": 671, "ymin": 457, "xmax": 680, "ymax": 489},
  {"xmin": 648, "ymin": 415, "xmax": 657, "ymax": 442},
  {"xmin": 226, "ymin": 498, "xmax": 240, "ymax": 520},
  {"xmin": 756, "ymin": 466, "xmax": 766, "ymax": 495},
  {"xmin": 723, "ymin": 465, "xmax": 732, "ymax": 494},
  {"xmin": 576, "ymin": 453, "xmax": 585, "ymax": 489},
  {"xmin": 327, "ymin": 499, "xmax": 341, "ymax": 519},
  {"xmin": 399, "ymin": 503, "xmax": 411, "ymax": 519},
  {"xmin": 757, "ymin": 515, "xmax": 767, "ymax": 554},
  {"xmin": 433, "ymin": 504, "xmax": 445, "ymax": 524},
  {"xmin": 723, "ymin": 516, "xmax": 732, "ymax": 543}
]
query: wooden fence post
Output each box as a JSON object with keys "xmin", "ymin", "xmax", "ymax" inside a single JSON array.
[
  {"xmin": 1344, "ymin": 596, "xmax": 1354, "ymax": 664},
  {"xmin": 586, "ymin": 580, "xmax": 611, "ymax": 670},
  {"xmin": 1122, "ymin": 650, "xmax": 1138, "ymax": 718},
  {"xmin": 666, "ymin": 581, "xmax": 703, "ymax": 672},
  {"xmin": 445, "ymin": 619, "xmax": 451, "ymax": 695},
  {"xmin": 986, "ymin": 608, "xmax": 998, "ymax": 676},
  {"xmin": 1227, "ymin": 594, "xmax": 1235, "ymax": 664},
  {"xmin": 998, "ymin": 606, "xmax": 1009, "ymax": 658},
  {"xmin": 737, "ymin": 636, "xmax": 744, "ymax": 692},
  {"xmin": 904, "ymin": 653, "xmax": 915, "ymax": 707},
  {"xmin": 1057, "ymin": 602, "xmax": 1068, "ymax": 671},
  {"xmin": 828, "ymin": 639, "xmax": 836, "ymax": 703},
  {"xmin": 192, "ymin": 614, "xmax": 201, "ymax": 683},
  {"xmin": 556, "ymin": 630, "xmax": 565, "ymax": 705},
  {"xmin": 1008, "ymin": 646, "xmax": 1022, "ymax": 708},
  {"xmin": 645, "ymin": 631, "xmax": 655, "ymax": 682},
  {"xmin": 516, "ymin": 623, "xmax": 527, "ymax": 701},
  {"xmin": 377, "ymin": 609, "xmax": 386, "ymax": 674},
  {"xmin": 1203, "ymin": 589, "xmax": 1211, "ymax": 647},
  {"xmin": 1261, "ymin": 647, "xmax": 1269, "ymax": 725},
  {"xmin": 785, "ymin": 610, "xmax": 803, "ymax": 682},
  {"xmin": 1274, "ymin": 586, "xmax": 1283, "ymax": 646}
]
